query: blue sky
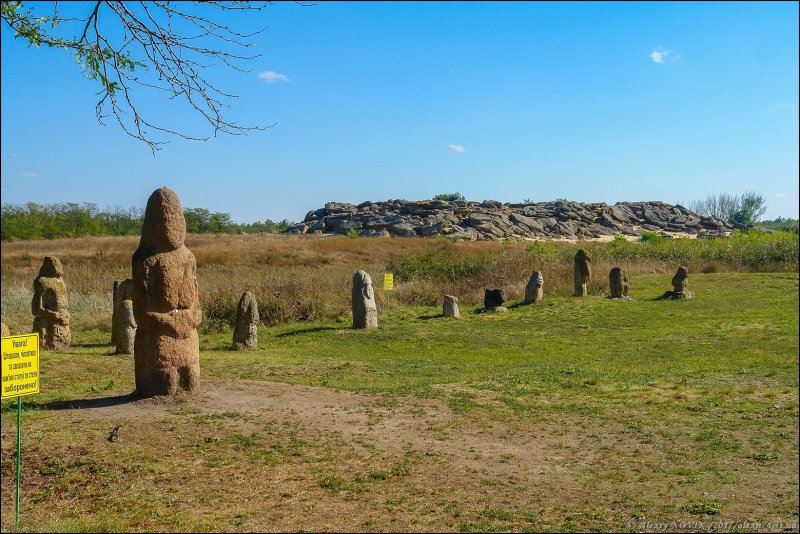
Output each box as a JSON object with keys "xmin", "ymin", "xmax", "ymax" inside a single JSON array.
[{"xmin": 2, "ymin": 1, "xmax": 798, "ymax": 222}]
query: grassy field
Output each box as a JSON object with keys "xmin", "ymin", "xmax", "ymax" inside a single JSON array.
[
  {"xmin": 1, "ymin": 271, "xmax": 797, "ymax": 532},
  {"xmin": 1, "ymin": 230, "xmax": 797, "ymax": 333}
]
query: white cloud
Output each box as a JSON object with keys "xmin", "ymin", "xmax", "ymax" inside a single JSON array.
[
  {"xmin": 258, "ymin": 70, "xmax": 290, "ymax": 83},
  {"xmin": 20, "ymin": 171, "xmax": 41, "ymax": 178},
  {"xmin": 776, "ymin": 103, "xmax": 793, "ymax": 109},
  {"xmin": 775, "ymin": 192, "xmax": 787, "ymax": 199},
  {"xmin": 448, "ymin": 144, "xmax": 466, "ymax": 153},
  {"xmin": 649, "ymin": 47, "xmax": 679, "ymax": 64},
  {"xmin": 650, "ymin": 49, "xmax": 667, "ymax": 63}
]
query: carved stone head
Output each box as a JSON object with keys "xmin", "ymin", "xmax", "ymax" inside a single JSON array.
[
  {"xmin": 353, "ymin": 270, "xmax": 374, "ymax": 301},
  {"xmin": 138, "ymin": 187, "xmax": 186, "ymax": 254},
  {"xmin": 38, "ymin": 256, "xmax": 64, "ymax": 278}
]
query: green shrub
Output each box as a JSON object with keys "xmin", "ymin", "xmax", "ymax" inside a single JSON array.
[
  {"xmin": 639, "ymin": 230, "xmax": 662, "ymax": 243},
  {"xmin": 432, "ymin": 192, "xmax": 466, "ymax": 202}
]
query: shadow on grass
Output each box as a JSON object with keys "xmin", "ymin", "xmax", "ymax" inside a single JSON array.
[
  {"xmin": 416, "ymin": 314, "xmax": 444, "ymax": 320},
  {"xmin": 277, "ymin": 326, "xmax": 343, "ymax": 338},
  {"xmin": 39, "ymin": 392, "xmax": 139, "ymax": 411},
  {"xmin": 506, "ymin": 301, "xmax": 529, "ymax": 310}
]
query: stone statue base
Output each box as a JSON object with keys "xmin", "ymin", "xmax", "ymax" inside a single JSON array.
[
  {"xmin": 476, "ymin": 306, "xmax": 508, "ymax": 314},
  {"xmin": 658, "ymin": 290, "xmax": 694, "ymax": 300}
]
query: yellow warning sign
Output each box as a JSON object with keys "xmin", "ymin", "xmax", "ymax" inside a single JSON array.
[
  {"xmin": 384, "ymin": 273, "xmax": 394, "ymax": 291},
  {"xmin": 2, "ymin": 333, "xmax": 40, "ymax": 399}
]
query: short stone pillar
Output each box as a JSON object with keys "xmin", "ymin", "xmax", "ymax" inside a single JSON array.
[
  {"xmin": 659, "ymin": 266, "xmax": 694, "ymax": 300},
  {"xmin": 524, "ymin": 271, "xmax": 544, "ymax": 304},
  {"xmin": 352, "ymin": 270, "xmax": 378, "ymax": 329},
  {"xmin": 132, "ymin": 187, "xmax": 202, "ymax": 397},
  {"xmin": 607, "ymin": 268, "xmax": 632, "ymax": 300},
  {"xmin": 483, "ymin": 288, "xmax": 506, "ymax": 308},
  {"xmin": 31, "ymin": 256, "xmax": 71, "ymax": 350},
  {"xmin": 1, "ymin": 323, "xmax": 9, "ymax": 337},
  {"xmin": 573, "ymin": 249, "xmax": 592, "ymax": 297},
  {"xmin": 232, "ymin": 291, "xmax": 259, "ymax": 350},
  {"xmin": 113, "ymin": 278, "xmax": 136, "ymax": 354},
  {"xmin": 443, "ymin": 295, "xmax": 460, "ymax": 318},
  {"xmin": 477, "ymin": 288, "xmax": 507, "ymax": 313}
]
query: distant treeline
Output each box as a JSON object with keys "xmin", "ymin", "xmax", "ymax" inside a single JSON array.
[
  {"xmin": 756, "ymin": 217, "xmax": 799, "ymax": 234},
  {"xmin": 1, "ymin": 202, "xmax": 295, "ymax": 241}
]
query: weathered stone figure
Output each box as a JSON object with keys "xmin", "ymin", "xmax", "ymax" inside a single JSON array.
[
  {"xmin": 574, "ymin": 249, "xmax": 592, "ymax": 297},
  {"xmin": 31, "ymin": 256, "xmax": 71, "ymax": 350},
  {"xmin": 524, "ymin": 271, "xmax": 544, "ymax": 304},
  {"xmin": 352, "ymin": 270, "xmax": 378, "ymax": 329},
  {"xmin": 443, "ymin": 295, "xmax": 460, "ymax": 318},
  {"xmin": 113, "ymin": 278, "xmax": 136, "ymax": 354},
  {"xmin": 659, "ymin": 265, "xmax": 694, "ymax": 300},
  {"xmin": 476, "ymin": 288, "xmax": 507, "ymax": 313},
  {"xmin": 132, "ymin": 187, "xmax": 201, "ymax": 396},
  {"xmin": 484, "ymin": 288, "xmax": 506, "ymax": 308},
  {"xmin": 111, "ymin": 278, "xmax": 127, "ymax": 345},
  {"xmin": 608, "ymin": 267, "xmax": 632, "ymax": 300},
  {"xmin": 1, "ymin": 323, "xmax": 9, "ymax": 337},
  {"xmin": 232, "ymin": 291, "xmax": 259, "ymax": 350}
]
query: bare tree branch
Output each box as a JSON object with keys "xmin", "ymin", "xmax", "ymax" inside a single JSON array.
[{"xmin": 1, "ymin": 1, "xmax": 291, "ymax": 153}]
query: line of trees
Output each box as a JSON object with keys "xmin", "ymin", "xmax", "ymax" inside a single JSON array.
[{"xmin": 1, "ymin": 202, "xmax": 293, "ymax": 241}]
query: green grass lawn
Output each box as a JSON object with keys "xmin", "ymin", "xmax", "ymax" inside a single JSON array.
[{"xmin": 2, "ymin": 272, "xmax": 798, "ymax": 532}]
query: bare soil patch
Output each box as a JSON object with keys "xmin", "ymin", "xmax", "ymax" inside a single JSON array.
[{"xmin": 3, "ymin": 379, "xmax": 797, "ymax": 532}]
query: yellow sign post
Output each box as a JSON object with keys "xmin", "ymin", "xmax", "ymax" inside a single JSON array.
[
  {"xmin": 3, "ymin": 333, "xmax": 40, "ymax": 399},
  {"xmin": 2, "ymin": 332, "xmax": 40, "ymax": 530},
  {"xmin": 384, "ymin": 273, "xmax": 394, "ymax": 309}
]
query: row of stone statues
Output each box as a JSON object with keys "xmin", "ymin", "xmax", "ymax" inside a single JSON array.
[
  {"xmin": 9, "ymin": 188, "xmax": 695, "ymax": 401},
  {"xmin": 19, "ymin": 246, "xmax": 694, "ymax": 353}
]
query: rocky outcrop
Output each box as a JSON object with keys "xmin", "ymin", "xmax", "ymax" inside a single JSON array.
[{"xmin": 287, "ymin": 200, "xmax": 735, "ymax": 240}]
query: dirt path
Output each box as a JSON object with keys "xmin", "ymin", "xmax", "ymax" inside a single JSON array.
[{"xmin": 3, "ymin": 380, "xmax": 797, "ymax": 532}]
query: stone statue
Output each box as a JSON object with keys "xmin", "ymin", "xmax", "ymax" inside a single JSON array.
[
  {"xmin": 659, "ymin": 265, "xmax": 694, "ymax": 300},
  {"xmin": 574, "ymin": 249, "xmax": 592, "ymax": 297},
  {"xmin": 524, "ymin": 271, "xmax": 544, "ymax": 304},
  {"xmin": 607, "ymin": 268, "xmax": 631, "ymax": 300},
  {"xmin": 31, "ymin": 256, "xmax": 70, "ymax": 350},
  {"xmin": 232, "ymin": 291, "xmax": 259, "ymax": 350},
  {"xmin": 352, "ymin": 270, "xmax": 378, "ymax": 329},
  {"xmin": 111, "ymin": 279, "xmax": 121, "ymax": 346},
  {"xmin": 483, "ymin": 288, "xmax": 506, "ymax": 308},
  {"xmin": 113, "ymin": 278, "xmax": 136, "ymax": 354},
  {"xmin": 476, "ymin": 288, "xmax": 507, "ymax": 313},
  {"xmin": 132, "ymin": 187, "xmax": 202, "ymax": 396},
  {"xmin": 443, "ymin": 295, "xmax": 460, "ymax": 318}
]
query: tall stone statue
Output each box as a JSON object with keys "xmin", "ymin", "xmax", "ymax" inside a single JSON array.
[
  {"xmin": 443, "ymin": 295, "xmax": 460, "ymax": 318},
  {"xmin": 659, "ymin": 265, "xmax": 694, "ymax": 300},
  {"xmin": 113, "ymin": 278, "xmax": 137, "ymax": 354},
  {"xmin": 573, "ymin": 249, "xmax": 592, "ymax": 297},
  {"xmin": 524, "ymin": 271, "xmax": 544, "ymax": 304},
  {"xmin": 352, "ymin": 270, "xmax": 378, "ymax": 329},
  {"xmin": 132, "ymin": 187, "xmax": 201, "ymax": 396},
  {"xmin": 31, "ymin": 256, "xmax": 70, "ymax": 350},
  {"xmin": 232, "ymin": 291, "xmax": 259, "ymax": 350}
]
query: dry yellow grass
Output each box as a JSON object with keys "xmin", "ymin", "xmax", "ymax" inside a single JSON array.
[{"xmin": 1, "ymin": 232, "xmax": 794, "ymax": 334}]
